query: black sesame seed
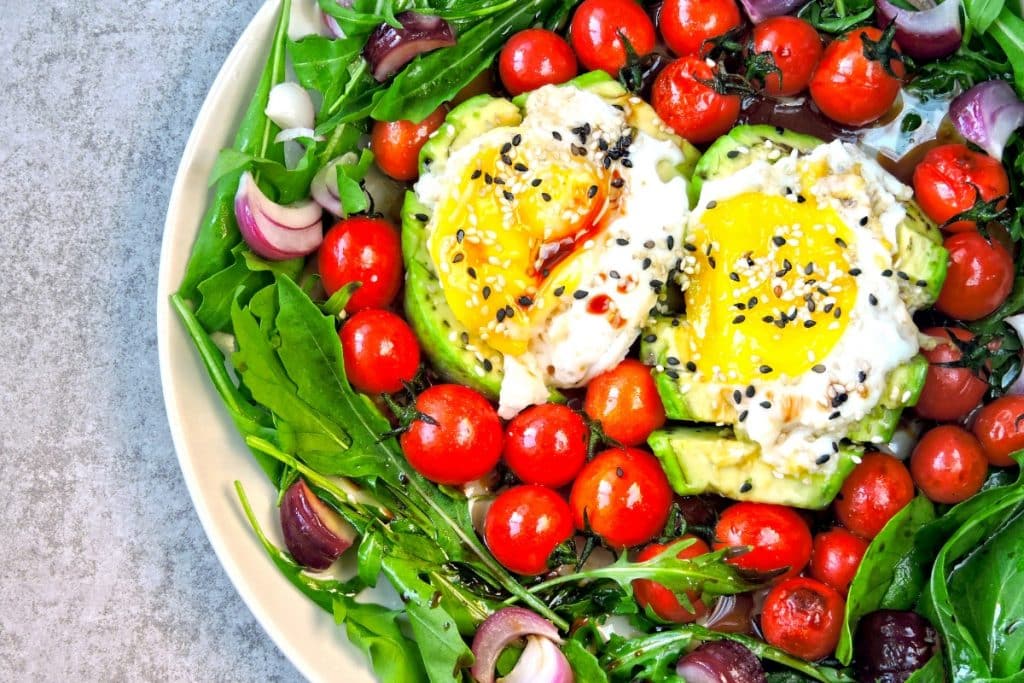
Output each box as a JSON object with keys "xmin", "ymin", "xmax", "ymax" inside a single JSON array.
[
  {"xmin": 542, "ymin": 192, "xmax": 552, "ymax": 202},
  {"xmin": 735, "ymin": 302, "xmax": 747, "ymax": 311},
  {"xmin": 452, "ymin": 253, "xmax": 464, "ymax": 263},
  {"xmin": 460, "ymin": 332, "xmax": 469, "ymax": 345},
  {"xmin": 732, "ymin": 390, "xmax": 742, "ymax": 404},
  {"xmin": 748, "ymin": 296, "xmax": 759, "ymax": 308},
  {"xmin": 804, "ymin": 262, "xmax": 815, "ymax": 275},
  {"xmin": 797, "ymin": 194, "xmax": 807, "ymax": 203},
  {"xmin": 503, "ymin": 190, "xmax": 514, "ymax": 202},
  {"xmin": 673, "ymin": 318, "xmax": 681, "ymax": 327},
  {"xmin": 858, "ymin": 370, "xmax": 867, "ymax": 383},
  {"xmin": 829, "ymin": 411, "xmax": 841, "ymax": 420},
  {"xmin": 760, "ymin": 401, "xmax": 772, "ymax": 409},
  {"xmin": 518, "ymin": 295, "xmax": 533, "ymax": 306},
  {"xmin": 897, "ymin": 271, "xmax": 910, "ymax": 281},
  {"xmin": 708, "ymin": 256, "xmax": 717, "ymax": 269},
  {"xmin": 807, "ymin": 300, "xmax": 816, "ymax": 313},
  {"xmin": 554, "ymin": 286, "xmax": 565, "ymax": 296},
  {"xmin": 587, "ymin": 185, "xmax": 598, "ymax": 199},
  {"xmin": 501, "ymin": 142, "xmax": 512, "ymax": 154},
  {"xmin": 496, "ymin": 308, "xmax": 506, "ymax": 322},
  {"xmin": 501, "ymin": 154, "xmax": 513, "ymax": 166},
  {"xmin": 772, "ymin": 236, "xmax": 786, "ymax": 247},
  {"xmin": 823, "ymin": 303, "xmax": 834, "ymax": 314},
  {"xmin": 685, "ymin": 361, "xmax": 698, "ymax": 372},
  {"xmin": 617, "ymin": 238, "xmax": 629, "ymax": 246},
  {"xmin": 643, "ymin": 334, "xmax": 657, "ymax": 343},
  {"xmin": 917, "ymin": 279, "xmax": 928, "ymax": 288},
  {"xmin": 666, "ymin": 369, "xmax": 680, "ymax": 379},
  {"xmin": 667, "ymin": 356, "xmax": 680, "ymax": 366},
  {"xmin": 572, "ymin": 144, "xmax": 587, "ymax": 156},
  {"xmin": 622, "ymin": 158, "xmax": 633, "ymax": 168},
  {"xmin": 733, "ymin": 315, "xmax": 746, "ymax": 324},
  {"xmin": 610, "ymin": 270, "xmax": 621, "ymax": 279},
  {"xmin": 812, "ymin": 364, "xmax": 826, "ymax": 373},
  {"xmin": 643, "ymin": 240, "xmax": 655, "ymax": 249},
  {"xmin": 505, "ymin": 305, "xmax": 515, "ymax": 318},
  {"xmin": 573, "ymin": 289, "xmax": 588, "ymax": 300},
  {"xmin": 746, "ymin": 385, "xmax": 756, "ymax": 398},
  {"xmin": 816, "ymin": 454, "xmax": 831, "ymax": 465},
  {"xmin": 817, "ymin": 286, "xmax": 829, "ymax": 296},
  {"xmin": 470, "ymin": 169, "xmax": 482, "ymax": 180},
  {"xmin": 832, "ymin": 393, "xmax": 848, "ymax": 408},
  {"xmin": 882, "ymin": 269, "xmax": 893, "ymax": 277},
  {"xmin": 642, "ymin": 258, "xmax": 652, "ymax": 269},
  {"xmin": 849, "ymin": 268, "xmax": 862, "ymax": 276},
  {"xmin": 415, "ymin": 213, "xmax": 429, "ymax": 222},
  {"xmin": 762, "ymin": 315, "xmax": 774, "ymax": 323},
  {"xmin": 834, "ymin": 306, "xmax": 842, "ymax": 318},
  {"xmin": 859, "ymin": 216, "xmax": 869, "ymax": 226},
  {"xmin": 531, "ymin": 178, "xmax": 542, "ymax": 187},
  {"xmin": 467, "ymin": 267, "xmax": 476, "ymax": 279},
  {"xmin": 483, "ymin": 359, "xmax": 493, "ymax": 372},
  {"xmin": 804, "ymin": 319, "xmax": 816, "ymax": 328},
  {"xmin": 616, "ymin": 466, "xmax": 624, "ymax": 478},
  {"xmin": 739, "ymin": 481, "xmax": 753, "ymax": 493},
  {"xmin": 598, "ymin": 138, "xmax": 609, "ymax": 151},
  {"xmin": 512, "ymin": 133, "xmax": 522, "ymax": 146},
  {"xmin": 514, "ymin": 162, "xmax": 529, "ymax": 172},
  {"xmin": 707, "ymin": 200, "xmax": 718, "ymax": 210},
  {"xmin": 456, "ymin": 229, "xmax": 464, "ymax": 243},
  {"xmin": 552, "ymin": 131, "xmax": 562, "ymax": 140},
  {"xmin": 611, "ymin": 176, "xmax": 625, "ymax": 188},
  {"xmin": 729, "ymin": 272, "xmax": 740, "ymax": 282},
  {"xmin": 667, "ymin": 236, "xmax": 675, "ymax": 249},
  {"xmin": 835, "ymin": 237, "xmax": 847, "ymax": 248},
  {"xmin": 738, "ymin": 410, "xmax": 749, "ymax": 422},
  {"xmin": 650, "ymin": 280, "xmax": 664, "ymax": 290},
  {"xmin": 482, "ymin": 286, "xmax": 491, "ymax": 300},
  {"xmin": 727, "ymin": 149, "xmax": 740, "ymax": 159},
  {"xmin": 869, "ymin": 294, "xmax": 878, "ymax": 306},
  {"xmin": 492, "ymin": 176, "xmax": 505, "ymax": 185},
  {"xmin": 759, "ymin": 365, "xmax": 773, "ymax": 374},
  {"xmin": 484, "ymin": 173, "xmax": 493, "ymax": 184}
]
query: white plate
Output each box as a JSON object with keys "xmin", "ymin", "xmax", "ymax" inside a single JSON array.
[{"xmin": 157, "ymin": 2, "xmax": 374, "ymax": 681}]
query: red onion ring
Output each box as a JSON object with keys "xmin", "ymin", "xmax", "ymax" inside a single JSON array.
[
  {"xmin": 738, "ymin": 0, "xmax": 809, "ymax": 24},
  {"xmin": 875, "ymin": 0, "xmax": 962, "ymax": 61},
  {"xmin": 676, "ymin": 639, "xmax": 767, "ymax": 683},
  {"xmin": 234, "ymin": 171, "xmax": 323, "ymax": 260},
  {"xmin": 310, "ymin": 155, "xmax": 355, "ymax": 217},
  {"xmin": 364, "ymin": 11, "xmax": 456, "ymax": 82},
  {"xmin": 949, "ymin": 79, "xmax": 1024, "ymax": 161},
  {"xmin": 501, "ymin": 636, "xmax": 574, "ymax": 683},
  {"xmin": 470, "ymin": 607, "xmax": 562, "ymax": 683}
]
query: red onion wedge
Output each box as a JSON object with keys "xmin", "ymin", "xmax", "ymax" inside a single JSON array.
[
  {"xmin": 949, "ymin": 79, "xmax": 1024, "ymax": 161},
  {"xmin": 501, "ymin": 636, "xmax": 574, "ymax": 683},
  {"xmin": 738, "ymin": 0, "xmax": 809, "ymax": 24},
  {"xmin": 875, "ymin": 0, "xmax": 962, "ymax": 61},
  {"xmin": 676, "ymin": 640, "xmax": 767, "ymax": 683},
  {"xmin": 280, "ymin": 479, "xmax": 358, "ymax": 570},
  {"xmin": 470, "ymin": 607, "xmax": 563, "ymax": 683},
  {"xmin": 364, "ymin": 11, "xmax": 456, "ymax": 82},
  {"xmin": 310, "ymin": 154, "xmax": 357, "ymax": 217},
  {"xmin": 234, "ymin": 171, "xmax": 324, "ymax": 260}
]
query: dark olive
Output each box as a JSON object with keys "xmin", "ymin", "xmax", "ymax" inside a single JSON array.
[
  {"xmin": 854, "ymin": 610, "xmax": 938, "ymax": 683},
  {"xmin": 280, "ymin": 479, "xmax": 357, "ymax": 570},
  {"xmin": 676, "ymin": 639, "xmax": 767, "ymax": 683}
]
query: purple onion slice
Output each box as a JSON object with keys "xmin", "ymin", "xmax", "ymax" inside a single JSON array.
[
  {"xmin": 470, "ymin": 607, "xmax": 562, "ymax": 683},
  {"xmin": 738, "ymin": 0, "xmax": 810, "ymax": 24},
  {"xmin": 280, "ymin": 479, "xmax": 358, "ymax": 570},
  {"xmin": 875, "ymin": 0, "xmax": 962, "ymax": 61},
  {"xmin": 234, "ymin": 172, "xmax": 323, "ymax": 261},
  {"xmin": 949, "ymin": 79, "xmax": 1024, "ymax": 161},
  {"xmin": 676, "ymin": 640, "xmax": 767, "ymax": 683},
  {"xmin": 364, "ymin": 11, "xmax": 455, "ymax": 82}
]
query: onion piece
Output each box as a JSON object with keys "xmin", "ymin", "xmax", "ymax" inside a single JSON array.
[
  {"xmin": 265, "ymin": 82, "xmax": 316, "ymax": 131},
  {"xmin": 470, "ymin": 607, "xmax": 562, "ymax": 683},
  {"xmin": 364, "ymin": 11, "xmax": 456, "ymax": 82},
  {"xmin": 949, "ymin": 79, "xmax": 1024, "ymax": 160},
  {"xmin": 275, "ymin": 127, "xmax": 325, "ymax": 144},
  {"xmin": 321, "ymin": 0, "xmax": 353, "ymax": 38},
  {"xmin": 676, "ymin": 640, "xmax": 767, "ymax": 683},
  {"xmin": 500, "ymin": 636, "xmax": 574, "ymax": 683},
  {"xmin": 876, "ymin": 0, "xmax": 962, "ymax": 60},
  {"xmin": 234, "ymin": 171, "xmax": 324, "ymax": 260},
  {"xmin": 699, "ymin": 594, "xmax": 755, "ymax": 634},
  {"xmin": 738, "ymin": 0, "xmax": 809, "ymax": 23},
  {"xmin": 310, "ymin": 153, "xmax": 358, "ymax": 216}
]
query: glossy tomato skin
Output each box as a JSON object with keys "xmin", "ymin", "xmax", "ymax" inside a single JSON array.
[
  {"xmin": 484, "ymin": 485, "xmax": 574, "ymax": 575},
  {"xmin": 810, "ymin": 528, "xmax": 868, "ymax": 594},
  {"xmin": 913, "ymin": 144, "xmax": 1010, "ymax": 232},
  {"xmin": 762, "ymin": 577, "xmax": 845, "ymax": 661},
  {"xmin": 973, "ymin": 395, "xmax": 1024, "ymax": 467},
  {"xmin": 652, "ymin": 56, "xmax": 741, "ymax": 144},
  {"xmin": 633, "ymin": 535, "xmax": 711, "ymax": 622},
  {"xmin": 751, "ymin": 16, "xmax": 823, "ymax": 97},
  {"xmin": 713, "ymin": 502, "xmax": 812, "ymax": 580},
  {"xmin": 584, "ymin": 359, "xmax": 665, "ymax": 446},
  {"xmin": 936, "ymin": 231, "xmax": 1014, "ymax": 321},
  {"xmin": 910, "ymin": 425, "xmax": 988, "ymax": 504},
  {"xmin": 504, "ymin": 403, "xmax": 588, "ymax": 487},
  {"xmin": 809, "ymin": 27, "xmax": 904, "ymax": 127},
  {"xmin": 834, "ymin": 453, "xmax": 914, "ymax": 539},
  {"xmin": 569, "ymin": 447, "xmax": 673, "ymax": 549},
  {"xmin": 659, "ymin": 0, "xmax": 741, "ymax": 58},
  {"xmin": 340, "ymin": 309, "xmax": 420, "ymax": 394},
  {"xmin": 400, "ymin": 384, "xmax": 502, "ymax": 485},
  {"xmin": 499, "ymin": 29, "xmax": 578, "ymax": 96},
  {"xmin": 318, "ymin": 216, "xmax": 403, "ymax": 311},
  {"xmin": 569, "ymin": 0, "xmax": 656, "ymax": 75},
  {"xmin": 915, "ymin": 327, "xmax": 988, "ymax": 422},
  {"xmin": 370, "ymin": 106, "xmax": 447, "ymax": 182}
]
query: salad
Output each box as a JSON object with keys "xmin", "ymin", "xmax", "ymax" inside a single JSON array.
[{"xmin": 171, "ymin": 0, "xmax": 1024, "ymax": 680}]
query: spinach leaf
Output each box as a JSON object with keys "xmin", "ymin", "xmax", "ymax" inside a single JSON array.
[
  {"xmin": 406, "ymin": 601, "xmax": 475, "ymax": 683},
  {"xmin": 964, "ymin": 0, "xmax": 1007, "ymax": 34},
  {"xmin": 288, "ymin": 34, "xmax": 363, "ymax": 101},
  {"xmin": 334, "ymin": 598, "xmax": 430, "ymax": 683},
  {"xmin": 835, "ymin": 496, "xmax": 935, "ymax": 665},
  {"xmin": 193, "ymin": 245, "xmax": 303, "ymax": 332}
]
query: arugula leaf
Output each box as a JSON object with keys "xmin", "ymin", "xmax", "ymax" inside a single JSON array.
[
  {"xmin": 910, "ymin": 37, "xmax": 1012, "ymax": 98},
  {"xmin": 288, "ymin": 34, "xmax": 363, "ymax": 101},
  {"xmin": 989, "ymin": 7, "xmax": 1024, "ymax": 92},
  {"xmin": 563, "ymin": 638, "xmax": 608, "ymax": 683},
  {"xmin": 334, "ymin": 598, "xmax": 430, "ymax": 683},
  {"xmin": 406, "ymin": 601, "xmax": 475, "ymax": 683},
  {"xmin": 965, "ymin": 0, "xmax": 1007, "ymax": 34},
  {"xmin": 798, "ymin": 0, "xmax": 874, "ymax": 34},
  {"xmin": 335, "ymin": 148, "xmax": 375, "ymax": 216}
]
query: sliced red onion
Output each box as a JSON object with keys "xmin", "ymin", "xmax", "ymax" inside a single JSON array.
[
  {"xmin": 280, "ymin": 479, "xmax": 358, "ymax": 570},
  {"xmin": 470, "ymin": 607, "xmax": 562, "ymax": 683},
  {"xmin": 275, "ymin": 127, "xmax": 325, "ymax": 144},
  {"xmin": 876, "ymin": 0, "xmax": 962, "ymax": 61},
  {"xmin": 364, "ymin": 11, "xmax": 455, "ymax": 82},
  {"xmin": 321, "ymin": 0, "xmax": 353, "ymax": 39},
  {"xmin": 676, "ymin": 640, "xmax": 767, "ymax": 683},
  {"xmin": 234, "ymin": 171, "xmax": 324, "ymax": 260},
  {"xmin": 500, "ymin": 636, "xmax": 574, "ymax": 683},
  {"xmin": 699, "ymin": 594, "xmax": 755, "ymax": 634},
  {"xmin": 310, "ymin": 153, "xmax": 357, "ymax": 216},
  {"xmin": 1003, "ymin": 313, "xmax": 1024, "ymax": 395},
  {"xmin": 949, "ymin": 79, "xmax": 1024, "ymax": 160},
  {"xmin": 738, "ymin": 0, "xmax": 809, "ymax": 23},
  {"xmin": 266, "ymin": 82, "xmax": 316, "ymax": 131}
]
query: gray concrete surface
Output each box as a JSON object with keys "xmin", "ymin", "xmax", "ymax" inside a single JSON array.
[{"xmin": 0, "ymin": 2, "xmax": 300, "ymax": 679}]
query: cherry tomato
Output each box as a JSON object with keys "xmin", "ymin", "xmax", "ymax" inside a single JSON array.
[
  {"xmin": 484, "ymin": 485, "xmax": 574, "ymax": 575},
  {"xmin": 569, "ymin": 447, "xmax": 673, "ymax": 548},
  {"xmin": 809, "ymin": 27, "xmax": 904, "ymax": 127},
  {"xmin": 713, "ymin": 502, "xmax": 812, "ymax": 580},
  {"xmin": 318, "ymin": 216, "xmax": 403, "ymax": 311},
  {"xmin": 499, "ymin": 29, "xmax": 578, "ymax": 96},
  {"xmin": 658, "ymin": 0, "xmax": 741, "ymax": 58},
  {"xmin": 810, "ymin": 528, "xmax": 868, "ymax": 594},
  {"xmin": 834, "ymin": 452, "xmax": 914, "ymax": 539},
  {"xmin": 935, "ymin": 231, "xmax": 1013, "ymax": 321},
  {"xmin": 913, "ymin": 144, "xmax": 1010, "ymax": 232},
  {"xmin": 504, "ymin": 403, "xmax": 588, "ymax": 487},
  {"xmin": 633, "ymin": 535, "xmax": 711, "ymax": 622},
  {"xmin": 340, "ymin": 309, "xmax": 420, "ymax": 395},
  {"xmin": 751, "ymin": 16, "xmax": 823, "ymax": 97},
  {"xmin": 973, "ymin": 395, "xmax": 1024, "ymax": 467},
  {"xmin": 569, "ymin": 0, "xmax": 657, "ymax": 76},
  {"xmin": 652, "ymin": 56, "xmax": 741, "ymax": 144},
  {"xmin": 915, "ymin": 327, "xmax": 989, "ymax": 422},
  {"xmin": 400, "ymin": 384, "xmax": 503, "ymax": 485},
  {"xmin": 370, "ymin": 106, "xmax": 447, "ymax": 182},
  {"xmin": 762, "ymin": 577, "xmax": 845, "ymax": 661},
  {"xmin": 910, "ymin": 425, "xmax": 988, "ymax": 504},
  {"xmin": 584, "ymin": 359, "xmax": 665, "ymax": 446}
]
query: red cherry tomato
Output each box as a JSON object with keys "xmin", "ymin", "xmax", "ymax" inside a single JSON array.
[
  {"xmin": 340, "ymin": 309, "xmax": 420, "ymax": 395},
  {"xmin": 915, "ymin": 327, "xmax": 989, "ymax": 422},
  {"xmin": 569, "ymin": 0, "xmax": 657, "ymax": 76},
  {"xmin": 318, "ymin": 216, "xmax": 403, "ymax": 312},
  {"xmin": 935, "ymin": 231, "xmax": 1014, "ymax": 321},
  {"xmin": 810, "ymin": 528, "xmax": 868, "ymax": 594},
  {"xmin": 809, "ymin": 27, "xmax": 904, "ymax": 127},
  {"xmin": 910, "ymin": 425, "xmax": 988, "ymax": 504},
  {"xmin": 370, "ymin": 106, "xmax": 447, "ymax": 182},
  {"xmin": 484, "ymin": 485, "xmax": 574, "ymax": 575},
  {"xmin": 633, "ymin": 535, "xmax": 711, "ymax": 622},
  {"xmin": 504, "ymin": 404, "xmax": 588, "ymax": 487},
  {"xmin": 569, "ymin": 447, "xmax": 673, "ymax": 549},
  {"xmin": 400, "ymin": 384, "xmax": 502, "ymax": 485},
  {"xmin": 498, "ymin": 29, "xmax": 578, "ymax": 96},
  {"xmin": 584, "ymin": 359, "xmax": 665, "ymax": 446},
  {"xmin": 652, "ymin": 56, "xmax": 741, "ymax": 144},
  {"xmin": 658, "ymin": 0, "xmax": 741, "ymax": 57},
  {"xmin": 913, "ymin": 144, "xmax": 1010, "ymax": 232},
  {"xmin": 713, "ymin": 502, "xmax": 812, "ymax": 580},
  {"xmin": 751, "ymin": 16, "xmax": 823, "ymax": 97},
  {"xmin": 834, "ymin": 453, "xmax": 914, "ymax": 540},
  {"xmin": 973, "ymin": 395, "xmax": 1024, "ymax": 467},
  {"xmin": 762, "ymin": 577, "xmax": 845, "ymax": 661}
]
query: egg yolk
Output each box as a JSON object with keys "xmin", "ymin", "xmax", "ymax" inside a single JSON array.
[
  {"xmin": 428, "ymin": 137, "xmax": 612, "ymax": 355},
  {"xmin": 685, "ymin": 192, "xmax": 858, "ymax": 383}
]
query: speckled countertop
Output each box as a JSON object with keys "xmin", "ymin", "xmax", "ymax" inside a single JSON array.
[{"xmin": 0, "ymin": 2, "xmax": 299, "ymax": 679}]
